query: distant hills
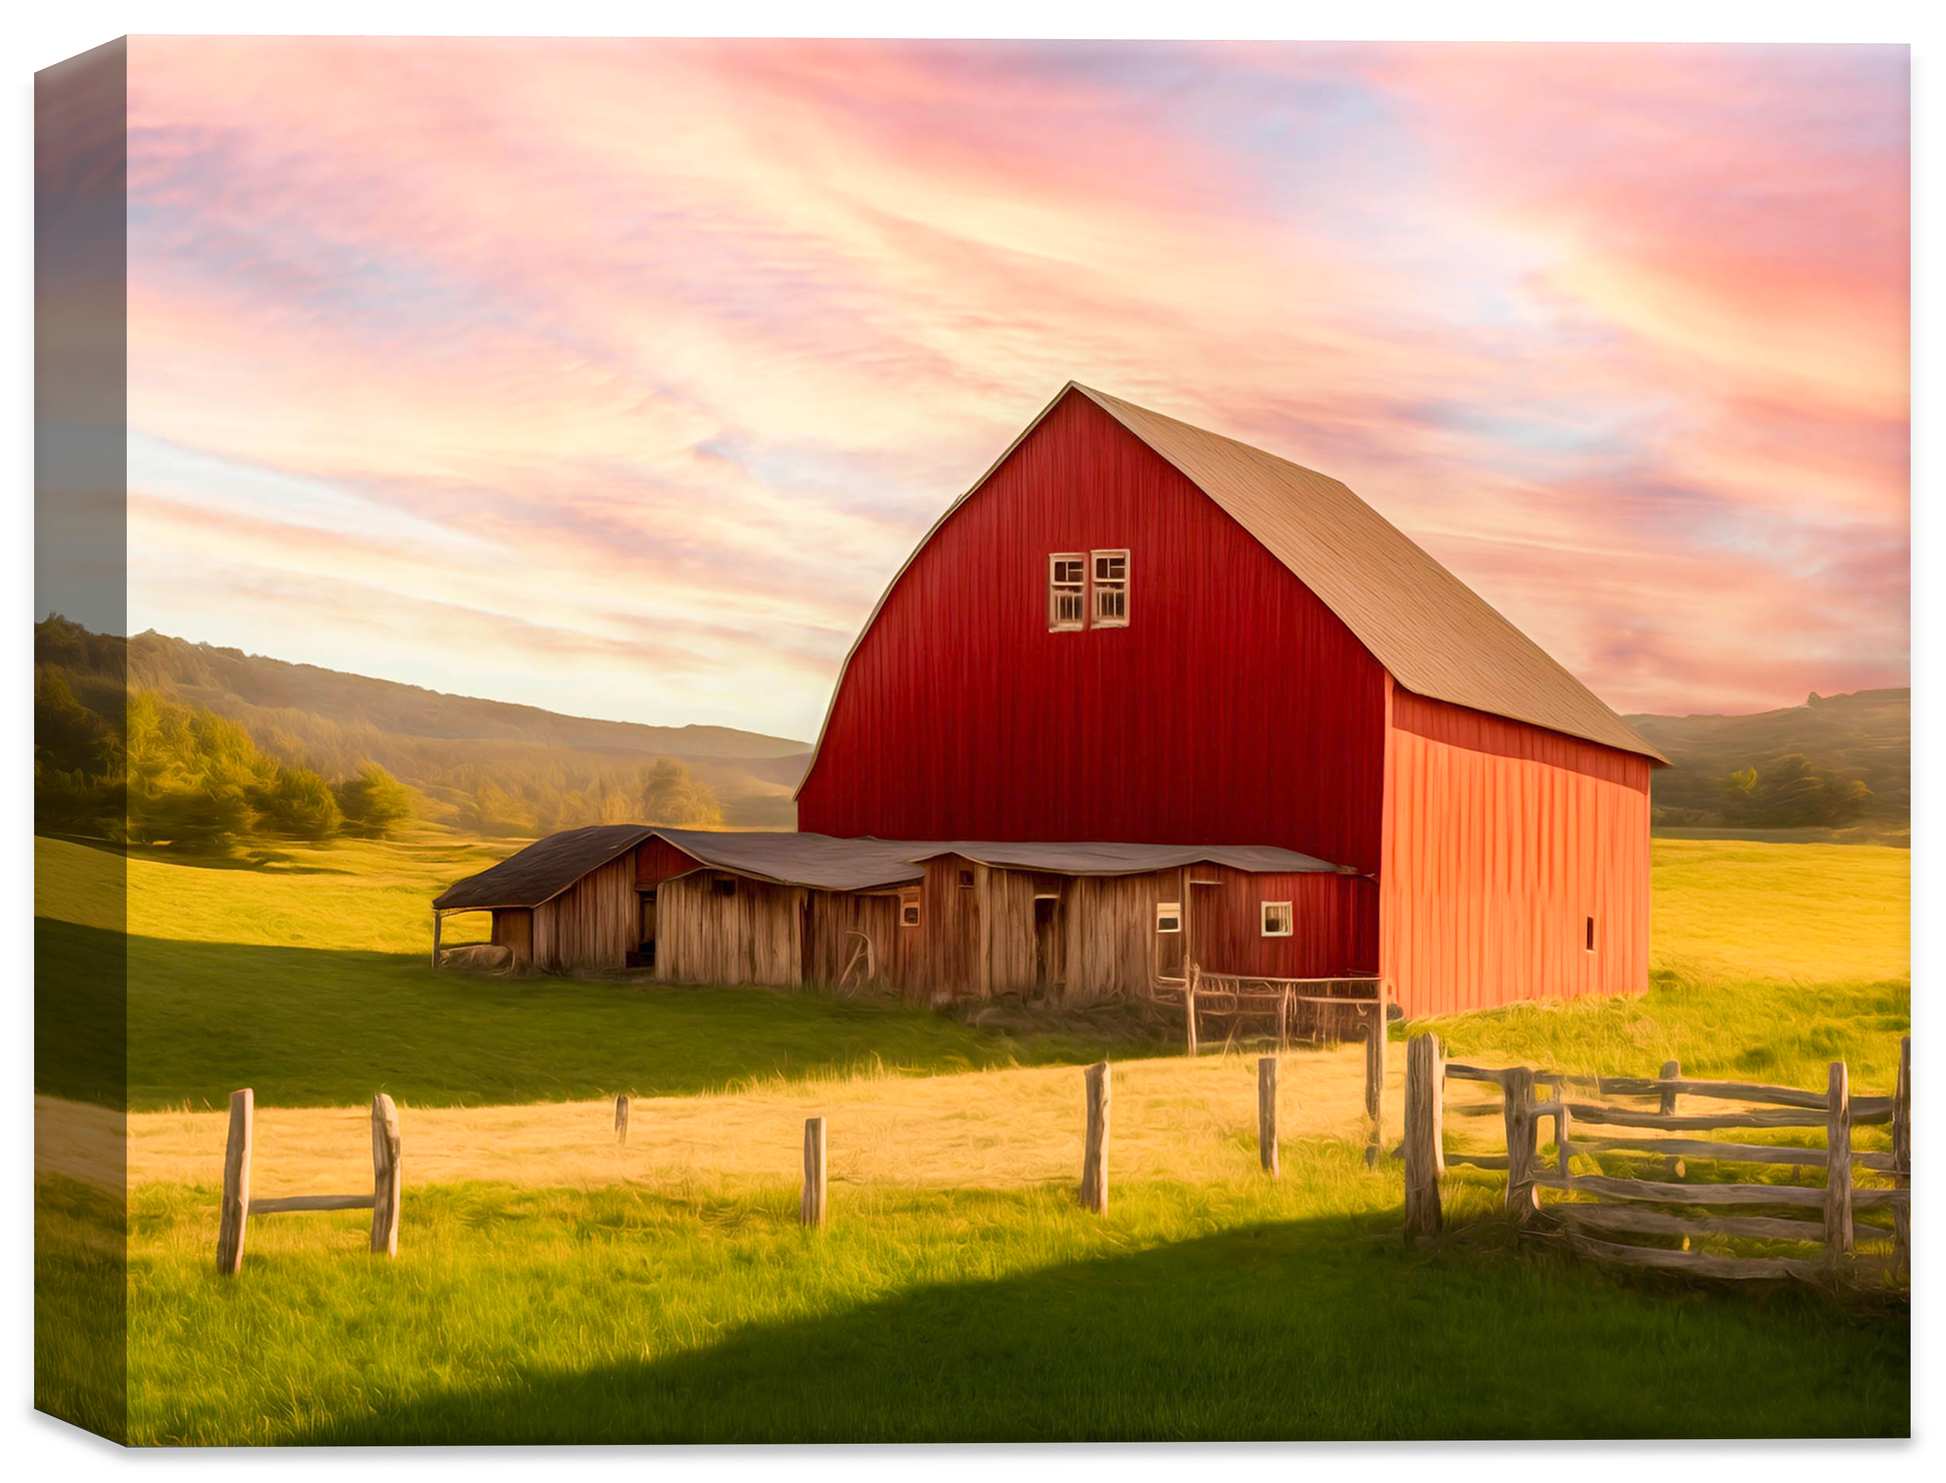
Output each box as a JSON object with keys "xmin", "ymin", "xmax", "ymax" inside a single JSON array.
[
  {"xmin": 1627, "ymin": 688, "xmax": 1908, "ymax": 835},
  {"xmin": 37, "ymin": 619, "xmax": 814, "ymax": 833}
]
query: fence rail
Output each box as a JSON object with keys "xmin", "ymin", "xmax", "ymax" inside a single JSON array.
[
  {"xmin": 1403, "ymin": 1036, "xmax": 1911, "ymax": 1283},
  {"xmin": 216, "ymin": 1088, "xmax": 402, "ymax": 1275}
]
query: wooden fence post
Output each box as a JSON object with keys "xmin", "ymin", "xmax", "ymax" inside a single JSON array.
[
  {"xmin": 1403, "ymin": 1034, "xmax": 1442, "ymax": 1243},
  {"xmin": 1363, "ymin": 984, "xmax": 1388, "ymax": 1167},
  {"xmin": 370, "ymin": 1093, "xmax": 401, "ymax": 1258},
  {"xmin": 1503, "ymin": 1067, "xmax": 1538, "ymax": 1220},
  {"xmin": 1824, "ymin": 1060, "xmax": 1853, "ymax": 1261},
  {"xmin": 1658, "ymin": 1059, "xmax": 1684, "ymax": 1178},
  {"xmin": 614, "ymin": 1094, "xmax": 630, "ymax": 1146},
  {"xmin": 1081, "ymin": 1061, "xmax": 1111, "ymax": 1213},
  {"xmin": 1893, "ymin": 1036, "xmax": 1910, "ymax": 1271},
  {"xmin": 1257, "ymin": 1056, "xmax": 1279, "ymax": 1177},
  {"xmin": 216, "ymin": 1088, "xmax": 254, "ymax": 1275},
  {"xmin": 800, "ymin": 1116, "xmax": 827, "ymax": 1228},
  {"xmin": 1184, "ymin": 966, "xmax": 1199, "ymax": 1058}
]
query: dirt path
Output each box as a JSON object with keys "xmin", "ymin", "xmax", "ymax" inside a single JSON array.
[{"xmin": 37, "ymin": 1042, "xmax": 1499, "ymax": 1195}]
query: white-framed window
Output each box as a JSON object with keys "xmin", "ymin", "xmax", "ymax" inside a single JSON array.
[
  {"xmin": 1261, "ymin": 901, "xmax": 1293, "ymax": 937},
  {"xmin": 900, "ymin": 886, "xmax": 922, "ymax": 928},
  {"xmin": 1091, "ymin": 549, "xmax": 1129, "ymax": 627},
  {"xmin": 1048, "ymin": 553, "xmax": 1086, "ymax": 631},
  {"xmin": 1156, "ymin": 901, "xmax": 1182, "ymax": 934}
]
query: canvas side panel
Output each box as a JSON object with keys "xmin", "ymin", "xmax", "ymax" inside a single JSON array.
[{"xmin": 34, "ymin": 36, "xmax": 132, "ymax": 1445}]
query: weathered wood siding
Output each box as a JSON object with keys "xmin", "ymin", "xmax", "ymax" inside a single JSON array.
[
  {"xmin": 804, "ymin": 890, "xmax": 903, "ymax": 990},
  {"xmin": 531, "ymin": 853, "xmax": 638, "ymax": 972},
  {"xmin": 657, "ymin": 871, "xmax": 802, "ymax": 986},
  {"xmin": 1061, "ymin": 872, "xmax": 1168, "ymax": 1005},
  {"xmin": 491, "ymin": 908, "xmax": 534, "ymax": 967},
  {"xmin": 982, "ymin": 867, "xmax": 1042, "ymax": 996},
  {"xmin": 636, "ymin": 836, "xmax": 703, "ymax": 889}
]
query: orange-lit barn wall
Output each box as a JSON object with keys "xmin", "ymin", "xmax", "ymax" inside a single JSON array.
[{"xmin": 1379, "ymin": 683, "xmax": 1652, "ymax": 1018}]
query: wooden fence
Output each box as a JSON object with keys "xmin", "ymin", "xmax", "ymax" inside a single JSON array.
[
  {"xmin": 1401, "ymin": 1035, "xmax": 1912, "ymax": 1282},
  {"xmin": 216, "ymin": 1088, "xmax": 403, "ymax": 1275},
  {"xmin": 1173, "ymin": 966, "xmax": 1389, "ymax": 1166}
]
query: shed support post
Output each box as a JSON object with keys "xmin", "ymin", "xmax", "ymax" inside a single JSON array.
[
  {"xmin": 1184, "ymin": 962, "xmax": 1199, "ymax": 1058},
  {"xmin": 431, "ymin": 909, "xmax": 442, "ymax": 971}
]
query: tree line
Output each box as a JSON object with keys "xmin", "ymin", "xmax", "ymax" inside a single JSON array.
[{"xmin": 35, "ymin": 616, "xmax": 726, "ymax": 851}]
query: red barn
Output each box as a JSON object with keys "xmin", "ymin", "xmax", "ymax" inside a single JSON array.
[{"xmin": 795, "ymin": 383, "xmax": 1667, "ymax": 1018}]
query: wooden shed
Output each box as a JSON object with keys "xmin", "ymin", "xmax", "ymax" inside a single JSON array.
[
  {"xmin": 794, "ymin": 382, "xmax": 1669, "ymax": 1018},
  {"xmin": 433, "ymin": 827, "xmax": 1364, "ymax": 1004}
]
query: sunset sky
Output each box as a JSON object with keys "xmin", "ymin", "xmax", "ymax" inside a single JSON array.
[{"xmin": 119, "ymin": 37, "xmax": 1909, "ymax": 741}]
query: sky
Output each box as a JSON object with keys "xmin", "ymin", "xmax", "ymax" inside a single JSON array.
[{"xmin": 112, "ymin": 37, "xmax": 1909, "ymax": 741}]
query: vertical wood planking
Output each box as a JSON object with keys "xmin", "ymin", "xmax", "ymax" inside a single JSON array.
[
  {"xmin": 1363, "ymin": 986, "xmax": 1387, "ymax": 1166},
  {"xmin": 800, "ymin": 1116, "xmax": 827, "ymax": 1228},
  {"xmin": 1824, "ymin": 1061, "xmax": 1852, "ymax": 1260},
  {"xmin": 1403, "ymin": 1034, "xmax": 1442, "ymax": 1242},
  {"xmin": 215, "ymin": 1088, "xmax": 254, "ymax": 1275},
  {"xmin": 1893, "ymin": 1036, "xmax": 1911, "ymax": 1269},
  {"xmin": 370, "ymin": 1093, "xmax": 402, "ymax": 1258},
  {"xmin": 1080, "ymin": 1062, "xmax": 1111, "ymax": 1213},
  {"xmin": 1503, "ymin": 1067, "xmax": 1538, "ymax": 1219},
  {"xmin": 614, "ymin": 1094, "xmax": 630, "ymax": 1146},
  {"xmin": 1257, "ymin": 1056, "xmax": 1279, "ymax": 1176}
]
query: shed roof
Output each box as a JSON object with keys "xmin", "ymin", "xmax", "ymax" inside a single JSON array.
[
  {"xmin": 434, "ymin": 828, "xmax": 1350, "ymax": 911},
  {"xmin": 796, "ymin": 382, "xmax": 1664, "ymax": 791},
  {"xmin": 918, "ymin": 841, "xmax": 1341, "ymax": 876}
]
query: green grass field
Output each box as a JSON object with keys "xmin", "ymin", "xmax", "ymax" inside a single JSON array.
[{"xmin": 34, "ymin": 829, "xmax": 1911, "ymax": 1441}]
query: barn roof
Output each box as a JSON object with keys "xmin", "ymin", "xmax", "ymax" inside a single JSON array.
[
  {"xmin": 1070, "ymin": 385, "xmax": 1666, "ymax": 764},
  {"xmin": 434, "ymin": 828, "xmax": 1351, "ymax": 910},
  {"xmin": 796, "ymin": 382, "xmax": 1664, "ymax": 789}
]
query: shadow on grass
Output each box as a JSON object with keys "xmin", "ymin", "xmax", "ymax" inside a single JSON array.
[
  {"xmin": 37, "ymin": 918, "xmax": 1137, "ymax": 1111},
  {"xmin": 283, "ymin": 1213, "xmax": 1910, "ymax": 1444},
  {"xmin": 43, "ymin": 832, "xmax": 359, "ymax": 876}
]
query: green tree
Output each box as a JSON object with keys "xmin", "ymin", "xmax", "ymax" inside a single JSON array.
[
  {"xmin": 640, "ymin": 759, "xmax": 722, "ymax": 827},
  {"xmin": 254, "ymin": 766, "xmax": 345, "ymax": 842},
  {"xmin": 335, "ymin": 764, "xmax": 415, "ymax": 838}
]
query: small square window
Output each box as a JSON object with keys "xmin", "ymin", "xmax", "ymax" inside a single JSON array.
[
  {"xmin": 958, "ymin": 869, "xmax": 975, "ymax": 889},
  {"xmin": 1048, "ymin": 553, "xmax": 1086, "ymax": 631},
  {"xmin": 712, "ymin": 875, "xmax": 737, "ymax": 898},
  {"xmin": 1156, "ymin": 901, "xmax": 1182, "ymax": 934},
  {"xmin": 1091, "ymin": 549, "xmax": 1129, "ymax": 627},
  {"xmin": 900, "ymin": 886, "xmax": 922, "ymax": 927},
  {"xmin": 1261, "ymin": 901, "xmax": 1293, "ymax": 937}
]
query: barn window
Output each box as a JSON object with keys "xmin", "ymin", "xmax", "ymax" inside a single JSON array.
[
  {"xmin": 712, "ymin": 874, "xmax": 737, "ymax": 897},
  {"xmin": 1585, "ymin": 916, "xmax": 1596, "ymax": 952},
  {"xmin": 900, "ymin": 886, "xmax": 922, "ymax": 927},
  {"xmin": 1261, "ymin": 901, "xmax": 1293, "ymax": 937},
  {"xmin": 1156, "ymin": 901, "xmax": 1182, "ymax": 934},
  {"xmin": 958, "ymin": 869, "xmax": 975, "ymax": 889},
  {"xmin": 1048, "ymin": 553, "xmax": 1086, "ymax": 630},
  {"xmin": 1091, "ymin": 549, "xmax": 1129, "ymax": 626}
]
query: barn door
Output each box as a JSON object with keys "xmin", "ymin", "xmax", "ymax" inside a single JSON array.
[{"xmin": 638, "ymin": 890, "xmax": 657, "ymax": 966}]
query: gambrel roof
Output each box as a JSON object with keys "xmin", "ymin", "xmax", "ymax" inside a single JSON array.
[{"xmin": 797, "ymin": 382, "xmax": 1664, "ymax": 796}]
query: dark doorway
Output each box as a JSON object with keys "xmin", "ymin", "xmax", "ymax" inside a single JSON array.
[
  {"xmin": 632, "ymin": 889, "xmax": 657, "ymax": 970},
  {"xmin": 1033, "ymin": 895, "xmax": 1062, "ymax": 998}
]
